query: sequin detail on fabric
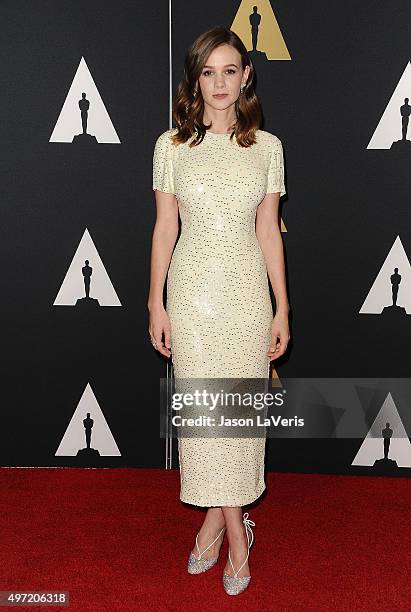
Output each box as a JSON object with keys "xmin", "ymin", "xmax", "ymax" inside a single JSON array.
[{"xmin": 152, "ymin": 128, "xmax": 286, "ymax": 507}]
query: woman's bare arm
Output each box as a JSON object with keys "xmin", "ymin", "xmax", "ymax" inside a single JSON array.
[
  {"xmin": 255, "ymin": 192, "xmax": 290, "ymax": 360},
  {"xmin": 147, "ymin": 190, "xmax": 179, "ymax": 356},
  {"xmin": 255, "ymin": 192, "xmax": 289, "ymax": 315}
]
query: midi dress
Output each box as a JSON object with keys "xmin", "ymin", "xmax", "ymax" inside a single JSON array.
[{"xmin": 152, "ymin": 127, "xmax": 286, "ymax": 507}]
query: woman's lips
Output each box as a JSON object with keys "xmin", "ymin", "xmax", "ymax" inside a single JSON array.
[{"xmin": 213, "ymin": 94, "xmax": 228, "ymax": 98}]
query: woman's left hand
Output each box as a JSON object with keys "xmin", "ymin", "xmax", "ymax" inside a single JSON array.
[{"xmin": 267, "ymin": 312, "xmax": 290, "ymax": 361}]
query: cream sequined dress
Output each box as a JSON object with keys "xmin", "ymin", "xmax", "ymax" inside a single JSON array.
[{"xmin": 152, "ymin": 127, "xmax": 286, "ymax": 507}]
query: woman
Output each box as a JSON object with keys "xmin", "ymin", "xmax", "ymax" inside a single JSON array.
[{"xmin": 148, "ymin": 26, "xmax": 290, "ymax": 596}]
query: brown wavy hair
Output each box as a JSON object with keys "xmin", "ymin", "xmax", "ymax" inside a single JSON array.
[{"xmin": 171, "ymin": 26, "xmax": 263, "ymax": 148}]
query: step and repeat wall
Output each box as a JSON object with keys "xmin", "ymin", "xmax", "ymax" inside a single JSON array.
[{"xmin": 1, "ymin": 1, "xmax": 410, "ymax": 476}]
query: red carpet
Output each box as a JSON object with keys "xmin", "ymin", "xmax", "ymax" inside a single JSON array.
[{"xmin": 0, "ymin": 468, "xmax": 410, "ymax": 611}]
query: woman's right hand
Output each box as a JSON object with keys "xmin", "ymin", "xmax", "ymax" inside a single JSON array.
[{"xmin": 148, "ymin": 304, "xmax": 172, "ymax": 358}]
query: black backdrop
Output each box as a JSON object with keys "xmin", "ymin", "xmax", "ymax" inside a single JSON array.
[{"xmin": 1, "ymin": 1, "xmax": 410, "ymax": 476}]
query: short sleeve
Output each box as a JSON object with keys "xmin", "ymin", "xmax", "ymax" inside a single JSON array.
[
  {"xmin": 152, "ymin": 130, "xmax": 175, "ymax": 195},
  {"xmin": 266, "ymin": 137, "xmax": 286, "ymax": 197}
]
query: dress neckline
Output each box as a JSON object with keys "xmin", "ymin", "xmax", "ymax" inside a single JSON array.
[
  {"xmin": 205, "ymin": 130, "xmax": 235, "ymax": 138},
  {"xmin": 205, "ymin": 130, "xmax": 233, "ymax": 136}
]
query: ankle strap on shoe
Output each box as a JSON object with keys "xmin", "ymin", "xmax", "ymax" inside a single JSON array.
[
  {"xmin": 242, "ymin": 512, "xmax": 255, "ymax": 549},
  {"xmin": 228, "ymin": 512, "xmax": 256, "ymax": 577},
  {"xmin": 195, "ymin": 526, "xmax": 225, "ymax": 560}
]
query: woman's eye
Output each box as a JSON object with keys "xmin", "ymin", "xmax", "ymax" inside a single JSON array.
[{"xmin": 202, "ymin": 69, "xmax": 236, "ymax": 76}]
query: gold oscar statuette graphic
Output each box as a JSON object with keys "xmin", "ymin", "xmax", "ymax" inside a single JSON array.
[{"xmin": 231, "ymin": 0, "xmax": 291, "ymax": 60}]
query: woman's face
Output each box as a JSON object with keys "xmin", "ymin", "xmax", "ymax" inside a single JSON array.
[{"xmin": 198, "ymin": 44, "xmax": 250, "ymax": 113}]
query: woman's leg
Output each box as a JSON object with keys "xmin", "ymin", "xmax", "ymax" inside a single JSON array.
[
  {"xmin": 190, "ymin": 507, "xmax": 226, "ymax": 559},
  {"xmin": 221, "ymin": 507, "xmax": 250, "ymax": 577}
]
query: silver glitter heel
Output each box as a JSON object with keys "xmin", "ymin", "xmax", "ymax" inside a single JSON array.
[
  {"xmin": 223, "ymin": 512, "xmax": 255, "ymax": 595},
  {"xmin": 187, "ymin": 526, "xmax": 226, "ymax": 574}
]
